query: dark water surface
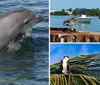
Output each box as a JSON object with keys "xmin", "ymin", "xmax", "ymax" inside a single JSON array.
[{"xmin": 0, "ymin": 0, "xmax": 49, "ymax": 85}]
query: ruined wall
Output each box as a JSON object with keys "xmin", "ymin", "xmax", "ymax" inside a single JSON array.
[{"xmin": 50, "ymin": 28, "xmax": 100, "ymax": 42}]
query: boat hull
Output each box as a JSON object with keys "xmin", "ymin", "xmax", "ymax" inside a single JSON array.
[{"xmin": 77, "ymin": 17, "xmax": 92, "ymax": 23}]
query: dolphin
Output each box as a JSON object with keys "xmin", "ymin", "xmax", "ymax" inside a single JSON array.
[{"xmin": 0, "ymin": 8, "xmax": 43, "ymax": 51}]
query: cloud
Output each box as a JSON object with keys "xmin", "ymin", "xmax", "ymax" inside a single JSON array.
[{"xmin": 79, "ymin": 45, "xmax": 89, "ymax": 55}]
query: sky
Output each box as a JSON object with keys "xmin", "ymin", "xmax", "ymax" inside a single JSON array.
[
  {"xmin": 50, "ymin": 44, "xmax": 100, "ymax": 64},
  {"xmin": 50, "ymin": 0, "xmax": 100, "ymax": 10}
]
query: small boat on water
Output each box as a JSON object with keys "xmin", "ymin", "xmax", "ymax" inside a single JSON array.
[{"xmin": 76, "ymin": 14, "xmax": 92, "ymax": 23}]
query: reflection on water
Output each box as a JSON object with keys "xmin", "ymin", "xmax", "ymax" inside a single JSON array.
[
  {"xmin": 76, "ymin": 22, "xmax": 91, "ymax": 31},
  {"xmin": 0, "ymin": 0, "xmax": 48, "ymax": 85}
]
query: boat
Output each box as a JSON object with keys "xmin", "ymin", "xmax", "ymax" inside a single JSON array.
[{"xmin": 76, "ymin": 14, "xmax": 92, "ymax": 23}]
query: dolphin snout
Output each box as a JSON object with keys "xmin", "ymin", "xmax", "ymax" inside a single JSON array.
[{"xmin": 35, "ymin": 14, "xmax": 44, "ymax": 20}]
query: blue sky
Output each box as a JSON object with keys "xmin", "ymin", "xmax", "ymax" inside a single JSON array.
[
  {"xmin": 51, "ymin": 0, "xmax": 100, "ymax": 10},
  {"xmin": 50, "ymin": 44, "xmax": 100, "ymax": 64}
]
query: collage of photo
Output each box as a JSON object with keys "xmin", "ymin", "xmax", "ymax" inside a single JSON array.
[
  {"xmin": 50, "ymin": 0, "xmax": 100, "ymax": 85},
  {"xmin": 0, "ymin": 0, "xmax": 99, "ymax": 85}
]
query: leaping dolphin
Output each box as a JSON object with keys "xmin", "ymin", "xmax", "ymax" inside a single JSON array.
[{"xmin": 0, "ymin": 8, "xmax": 43, "ymax": 51}]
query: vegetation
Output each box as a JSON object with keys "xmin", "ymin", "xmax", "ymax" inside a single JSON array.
[
  {"xmin": 67, "ymin": 8, "xmax": 72, "ymax": 12},
  {"xmin": 50, "ymin": 53, "xmax": 100, "ymax": 85},
  {"xmin": 73, "ymin": 8, "xmax": 100, "ymax": 16},
  {"xmin": 51, "ymin": 9, "xmax": 69, "ymax": 15},
  {"xmin": 51, "ymin": 8, "xmax": 100, "ymax": 16}
]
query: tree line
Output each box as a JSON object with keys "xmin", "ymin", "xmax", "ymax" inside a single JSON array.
[
  {"xmin": 51, "ymin": 8, "xmax": 100, "ymax": 16},
  {"xmin": 51, "ymin": 9, "xmax": 69, "ymax": 15}
]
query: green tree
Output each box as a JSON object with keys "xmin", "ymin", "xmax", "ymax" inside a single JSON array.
[
  {"xmin": 67, "ymin": 8, "xmax": 72, "ymax": 12},
  {"xmin": 72, "ymin": 8, "xmax": 100, "ymax": 16},
  {"xmin": 50, "ymin": 9, "xmax": 69, "ymax": 15},
  {"xmin": 61, "ymin": 9, "xmax": 65, "ymax": 12}
]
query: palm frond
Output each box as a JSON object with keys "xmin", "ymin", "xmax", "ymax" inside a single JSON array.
[
  {"xmin": 50, "ymin": 53, "xmax": 100, "ymax": 85},
  {"xmin": 50, "ymin": 53, "xmax": 100, "ymax": 78},
  {"xmin": 50, "ymin": 74, "xmax": 100, "ymax": 85}
]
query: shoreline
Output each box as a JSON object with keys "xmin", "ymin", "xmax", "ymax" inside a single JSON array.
[{"xmin": 50, "ymin": 15, "xmax": 98, "ymax": 17}]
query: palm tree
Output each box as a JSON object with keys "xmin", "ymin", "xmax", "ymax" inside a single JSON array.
[
  {"xmin": 67, "ymin": 8, "xmax": 73, "ymax": 12},
  {"xmin": 50, "ymin": 53, "xmax": 100, "ymax": 85}
]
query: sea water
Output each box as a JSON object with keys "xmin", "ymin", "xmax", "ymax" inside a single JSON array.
[
  {"xmin": 0, "ymin": 0, "xmax": 49, "ymax": 85},
  {"xmin": 51, "ymin": 15, "xmax": 100, "ymax": 32}
]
